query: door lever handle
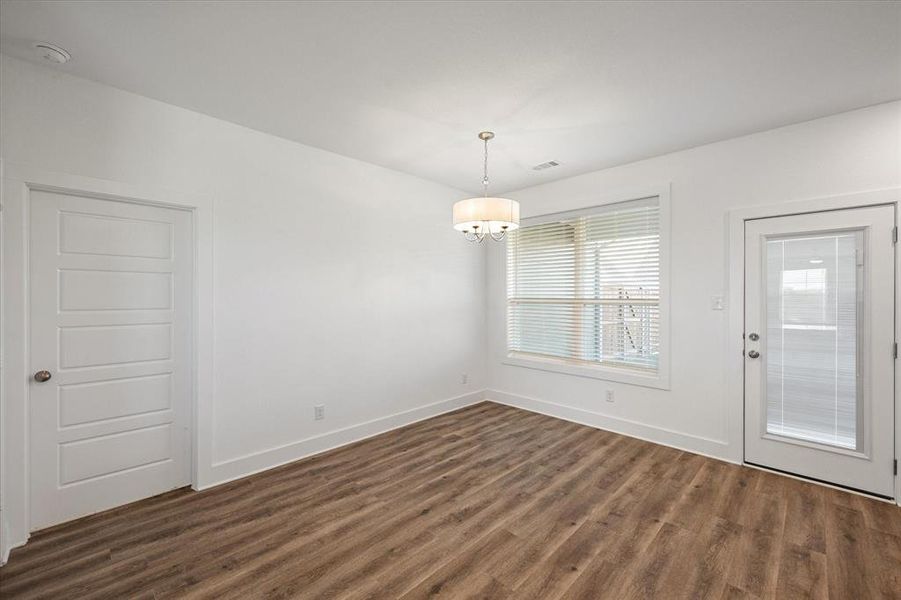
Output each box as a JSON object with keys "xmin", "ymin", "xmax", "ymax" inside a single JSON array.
[
  {"xmin": 747, "ymin": 350, "xmax": 760, "ymax": 359},
  {"xmin": 33, "ymin": 370, "xmax": 52, "ymax": 382}
]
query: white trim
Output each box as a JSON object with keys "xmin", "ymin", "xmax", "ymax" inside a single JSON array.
[
  {"xmin": 502, "ymin": 354, "xmax": 666, "ymax": 390},
  {"xmin": 0, "ymin": 517, "xmax": 9, "ymax": 566},
  {"xmin": 0, "ymin": 158, "xmax": 6, "ymax": 565},
  {"xmin": 0, "ymin": 163, "xmax": 215, "ymax": 562},
  {"xmin": 522, "ymin": 194, "xmax": 660, "ymax": 226},
  {"xmin": 503, "ymin": 183, "xmax": 672, "ymax": 390},
  {"xmin": 486, "ymin": 389, "xmax": 732, "ymax": 461},
  {"xmin": 203, "ymin": 390, "xmax": 487, "ymax": 489},
  {"xmin": 726, "ymin": 187, "xmax": 901, "ymax": 504}
]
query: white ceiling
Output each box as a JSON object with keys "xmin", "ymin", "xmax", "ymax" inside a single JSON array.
[{"xmin": 1, "ymin": 1, "xmax": 899, "ymax": 194}]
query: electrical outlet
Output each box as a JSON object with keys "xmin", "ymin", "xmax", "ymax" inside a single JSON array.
[
  {"xmin": 461, "ymin": 373, "xmax": 468, "ymax": 384},
  {"xmin": 605, "ymin": 390, "xmax": 615, "ymax": 403},
  {"xmin": 314, "ymin": 405, "xmax": 325, "ymax": 421}
]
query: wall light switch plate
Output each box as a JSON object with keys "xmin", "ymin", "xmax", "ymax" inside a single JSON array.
[
  {"xmin": 314, "ymin": 405, "xmax": 325, "ymax": 421},
  {"xmin": 711, "ymin": 296, "xmax": 725, "ymax": 311}
]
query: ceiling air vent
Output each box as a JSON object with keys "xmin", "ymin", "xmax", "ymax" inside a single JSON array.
[{"xmin": 532, "ymin": 160, "xmax": 560, "ymax": 171}]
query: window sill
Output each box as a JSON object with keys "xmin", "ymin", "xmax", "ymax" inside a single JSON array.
[{"xmin": 502, "ymin": 352, "xmax": 670, "ymax": 390}]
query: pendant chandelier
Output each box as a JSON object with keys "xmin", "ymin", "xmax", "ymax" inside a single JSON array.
[{"xmin": 453, "ymin": 131, "xmax": 520, "ymax": 242}]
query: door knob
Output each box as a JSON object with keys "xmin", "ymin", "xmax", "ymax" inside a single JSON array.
[
  {"xmin": 748, "ymin": 332, "xmax": 760, "ymax": 341},
  {"xmin": 747, "ymin": 350, "xmax": 760, "ymax": 359},
  {"xmin": 33, "ymin": 370, "xmax": 52, "ymax": 382}
]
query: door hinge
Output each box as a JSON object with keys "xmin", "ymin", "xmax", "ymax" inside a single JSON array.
[
  {"xmin": 894, "ymin": 459, "xmax": 898, "ymax": 476},
  {"xmin": 893, "ymin": 226, "xmax": 898, "ymax": 244},
  {"xmin": 894, "ymin": 343, "xmax": 898, "ymax": 359}
]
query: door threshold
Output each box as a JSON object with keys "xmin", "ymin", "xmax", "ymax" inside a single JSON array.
[{"xmin": 743, "ymin": 461, "xmax": 895, "ymax": 503}]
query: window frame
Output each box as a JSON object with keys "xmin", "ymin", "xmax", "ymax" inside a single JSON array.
[{"xmin": 503, "ymin": 184, "xmax": 671, "ymax": 390}]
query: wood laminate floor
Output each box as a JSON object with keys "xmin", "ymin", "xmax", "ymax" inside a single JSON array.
[{"xmin": 1, "ymin": 402, "xmax": 899, "ymax": 599}]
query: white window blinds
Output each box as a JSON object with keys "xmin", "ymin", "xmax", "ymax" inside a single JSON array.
[
  {"xmin": 764, "ymin": 232, "xmax": 862, "ymax": 450},
  {"xmin": 506, "ymin": 197, "xmax": 661, "ymax": 373}
]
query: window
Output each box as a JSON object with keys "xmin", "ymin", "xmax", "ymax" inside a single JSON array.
[
  {"xmin": 506, "ymin": 196, "xmax": 666, "ymax": 385},
  {"xmin": 764, "ymin": 233, "xmax": 861, "ymax": 449}
]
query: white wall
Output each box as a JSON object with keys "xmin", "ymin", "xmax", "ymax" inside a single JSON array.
[
  {"xmin": 487, "ymin": 101, "xmax": 901, "ymax": 462},
  {"xmin": 0, "ymin": 55, "xmax": 487, "ymax": 556}
]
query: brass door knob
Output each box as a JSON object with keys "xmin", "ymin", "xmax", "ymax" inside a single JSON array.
[{"xmin": 33, "ymin": 370, "xmax": 52, "ymax": 382}]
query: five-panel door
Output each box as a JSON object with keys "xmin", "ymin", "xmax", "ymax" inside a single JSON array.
[{"xmin": 29, "ymin": 190, "xmax": 192, "ymax": 530}]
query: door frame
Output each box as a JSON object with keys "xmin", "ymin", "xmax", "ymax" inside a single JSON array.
[
  {"xmin": 726, "ymin": 188, "xmax": 901, "ymax": 505},
  {"xmin": 0, "ymin": 162, "xmax": 215, "ymax": 562}
]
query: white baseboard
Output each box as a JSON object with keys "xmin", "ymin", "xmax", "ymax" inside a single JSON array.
[
  {"xmin": 0, "ymin": 508, "xmax": 12, "ymax": 566},
  {"xmin": 486, "ymin": 389, "xmax": 736, "ymax": 464},
  {"xmin": 202, "ymin": 390, "xmax": 488, "ymax": 490},
  {"xmin": 0, "ymin": 507, "xmax": 25, "ymax": 566}
]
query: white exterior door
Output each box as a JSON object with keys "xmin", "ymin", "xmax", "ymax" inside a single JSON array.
[
  {"xmin": 29, "ymin": 189, "xmax": 192, "ymax": 530},
  {"xmin": 744, "ymin": 205, "xmax": 895, "ymax": 497}
]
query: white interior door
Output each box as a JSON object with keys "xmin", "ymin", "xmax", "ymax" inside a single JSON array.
[
  {"xmin": 744, "ymin": 205, "xmax": 895, "ymax": 497},
  {"xmin": 29, "ymin": 189, "xmax": 192, "ymax": 530}
]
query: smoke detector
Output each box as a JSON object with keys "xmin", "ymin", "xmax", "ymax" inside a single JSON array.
[
  {"xmin": 532, "ymin": 160, "xmax": 560, "ymax": 171},
  {"xmin": 34, "ymin": 43, "xmax": 71, "ymax": 64}
]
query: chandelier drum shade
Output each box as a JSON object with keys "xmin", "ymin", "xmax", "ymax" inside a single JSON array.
[
  {"xmin": 453, "ymin": 132, "xmax": 520, "ymax": 242},
  {"xmin": 452, "ymin": 197, "xmax": 520, "ymax": 234}
]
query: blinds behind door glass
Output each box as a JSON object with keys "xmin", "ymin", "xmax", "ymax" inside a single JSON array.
[
  {"xmin": 764, "ymin": 232, "xmax": 862, "ymax": 450},
  {"xmin": 506, "ymin": 197, "xmax": 660, "ymax": 372}
]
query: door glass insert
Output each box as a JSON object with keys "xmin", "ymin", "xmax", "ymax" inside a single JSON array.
[{"xmin": 764, "ymin": 231, "xmax": 863, "ymax": 450}]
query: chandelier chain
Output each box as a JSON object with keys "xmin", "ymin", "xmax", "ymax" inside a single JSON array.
[{"xmin": 483, "ymin": 137, "xmax": 489, "ymax": 197}]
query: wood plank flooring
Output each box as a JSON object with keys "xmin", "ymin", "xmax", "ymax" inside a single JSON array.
[{"xmin": 1, "ymin": 402, "xmax": 899, "ymax": 599}]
